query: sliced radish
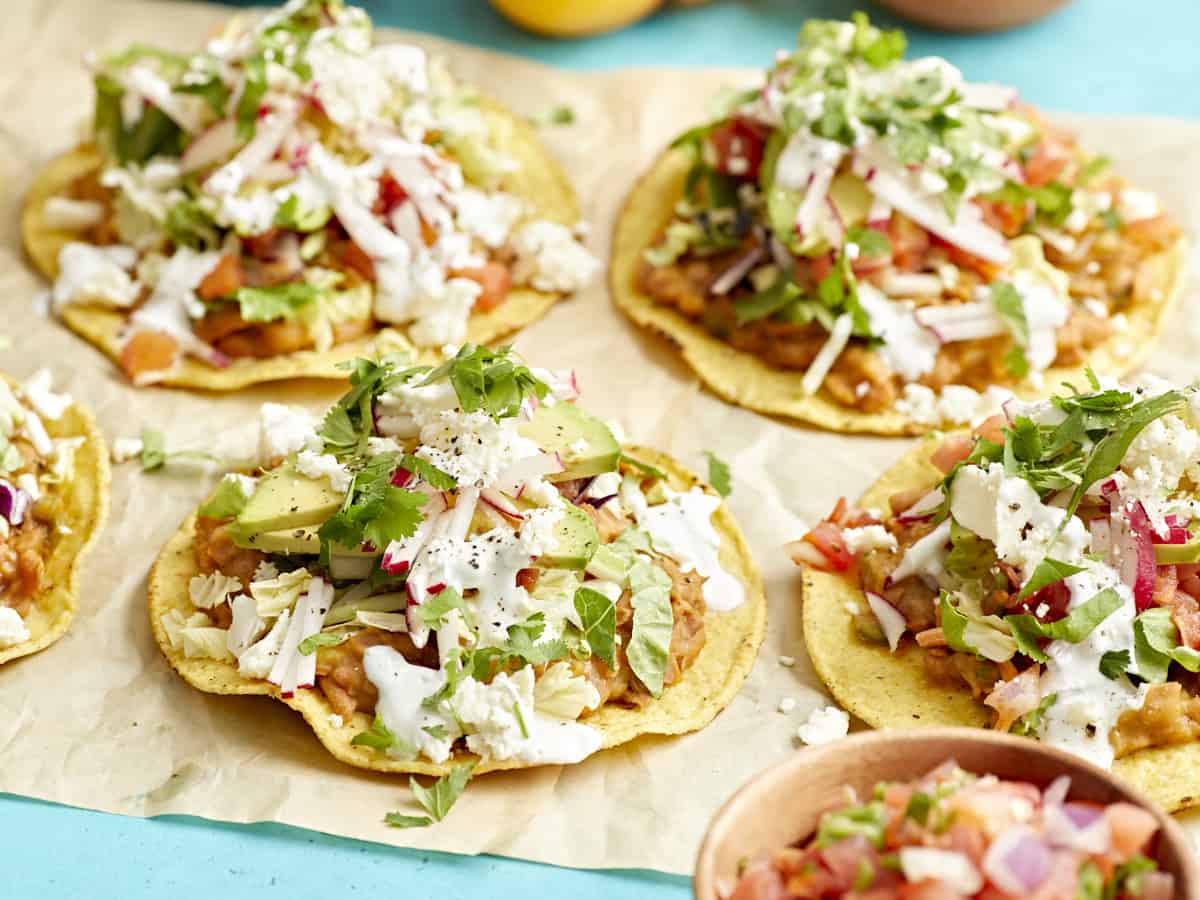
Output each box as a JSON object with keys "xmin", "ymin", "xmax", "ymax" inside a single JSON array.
[
  {"xmin": 800, "ymin": 313, "xmax": 853, "ymax": 396},
  {"xmin": 1119, "ymin": 502, "xmax": 1157, "ymax": 610},
  {"xmin": 878, "ymin": 271, "xmax": 943, "ymax": 297},
  {"xmin": 495, "ymin": 452, "xmax": 564, "ymax": 496},
  {"xmin": 866, "ymin": 591, "xmax": 906, "ymax": 651},
  {"xmin": 480, "ymin": 487, "xmax": 524, "ymax": 521},
  {"xmin": 442, "ymin": 487, "xmax": 479, "ymax": 542}
]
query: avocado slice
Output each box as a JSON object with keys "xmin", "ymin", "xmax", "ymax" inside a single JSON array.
[
  {"xmin": 235, "ymin": 464, "xmax": 344, "ymax": 537},
  {"xmin": 232, "ymin": 524, "xmax": 377, "ymax": 557},
  {"xmin": 829, "ymin": 171, "xmax": 872, "ymax": 230},
  {"xmin": 518, "ymin": 402, "xmax": 620, "ymax": 482},
  {"xmin": 535, "ymin": 503, "xmax": 599, "ymax": 570}
]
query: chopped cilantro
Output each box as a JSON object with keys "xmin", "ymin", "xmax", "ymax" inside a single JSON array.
[
  {"xmin": 845, "ymin": 225, "xmax": 891, "ymax": 259},
  {"xmin": 1106, "ymin": 856, "xmax": 1158, "ymax": 900},
  {"xmin": 704, "ymin": 451, "xmax": 731, "ymax": 497},
  {"xmin": 318, "ymin": 453, "xmax": 428, "ymax": 562},
  {"xmin": 1099, "ymin": 649, "xmax": 1131, "ymax": 680},
  {"xmin": 410, "ymin": 587, "xmax": 472, "ymax": 632},
  {"xmin": 138, "ymin": 427, "xmax": 221, "ymax": 472},
  {"xmin": 990, "ymin": 281, "xmax": 1029, "ymax": 378},
  {"xmin": 733, "ymin": 274, "xmax": 803, "ymax": 326},
  {"xmin": 1010, "ymin": 693, "xmax": 1056, "ymax": 737},
  {"xmin": 165, "ymin": 200, "xmax": 220, "ymax": 252},
  {"xmin": 351, "ymin": 714, "xmax": 401, "ymax": 752},
  {"xmin": 419, "ymin": 344, "xmax": 548, "ymax": 421},
  {"xmin": 423, "ymin": 724, "xmax": 449, "ymax": 741},
  {"xmin": 621, "ymin": 454, "xmax": 666, "ymax": 481},
  {"xmin": 235, "ymin": 55, "xmax": 267, "ymax": 142},
  {"xmin": 398, "ymin": 454, "xmax": 457, "ymax": 491},
  {"xmin": 391, "ymin": 761, "xmax": 476, "ymax": 828},
  {"xmin": 513, "ymin": 702, "xmax": 529, "ymax": 739}
]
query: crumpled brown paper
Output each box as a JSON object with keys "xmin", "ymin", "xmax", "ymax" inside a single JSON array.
[{"xmin": 1, "ymin": 0, "xmax": 1198, "ymax": 875}]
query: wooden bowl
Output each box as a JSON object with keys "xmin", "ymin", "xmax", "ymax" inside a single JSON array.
[
  {"xmin": 875, "ymin": 0, "xmax": 1073, "ymax": 32},
  {"xmin": 695, "ymin": 728, "xmax": 1199, "ymax": 900}
]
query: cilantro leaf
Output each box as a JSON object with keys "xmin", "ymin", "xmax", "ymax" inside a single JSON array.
[
  {"xmin": 505, "ymin": 614, "xmax": 570, "ymax": 666},
  {"xmin": 351, "ymin": 714, "xmax": 400, "ymax": 752},
  {"xmin": 198, "ymin": 475, "xmax": 252, "ymax": 520},
  {"xmin": 419, "ymin": 344, "xmax": 547, "ymax": 421},
  {"xmin": 1099, "ymin": 649, "xmax": 1131, "ymax": 680},
  {"xmin": 1015, "ymin": 558, "xmax": 1086, "ymax": 601},
  {"xmin": 423, "ymin": 724, "xmax": 449, "ymax": 741},
  {"xmin": 410, "ymin": 587, "xmax": 472, "ymax": 632},
  {"xmin": 235, "ymin": 283, "xmax": 319, "ymax": 323},
  {"xmin": 573, "ymin": 586, "xmax": 616, "ymax": 667},
  {"xmin": 384, "ymin": 814, "xmax": 433, "ymax": 829},
  {"xmin": 173, "ymin": 76, "xmax": 230, "ymax": 118},
  {"xmin": 1064, "ymin": 390, "xmax": 1186, "ymax": 519},
  {"xmin": 704, "ymin": 451, "xmax": 732, "ymax": 497},
  {"xmin": 404, "ymin": 761, "xmax": 476, "ymax": 824},
  {"xmin": 318, "ymin": 453, "xmax": 427, "ymax": 560},
  {"xmin": 318, "ymin": 406, "xmax": 358, "ymax": 453},
  {"xmin": 991, "ymin": 281, "xmax": 1029, "ymax": 378},
  {"xmin": 734, "ymin": 274, "xmax": 802, "ymax": 326},
  {"xmin": 140, "ymin": 428, "xmax": 167, "ymax": 472},
  {"xmin": 236, "ymin": 55, "xmax": 267, "ymax": 142},
  {"xmin": 1009, "ymin": 693, "xmax": 1056, "ymax": 737},
  {"xmin": 399, "ymin": 454, "xmax": 457, "ymax": 491},
  {"xmin": 845, "ymin": 225, "xmax": 891, "ymax": 259}
]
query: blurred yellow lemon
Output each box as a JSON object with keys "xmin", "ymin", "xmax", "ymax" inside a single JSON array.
[{"xmin": 489, "ymin": 0, "xmax": 665, "ymax": 37}]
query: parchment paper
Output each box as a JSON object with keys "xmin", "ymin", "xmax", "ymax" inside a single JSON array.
[{"xmin": 2, "ymin": 0, "xmax": 1199, "ymax": 876}]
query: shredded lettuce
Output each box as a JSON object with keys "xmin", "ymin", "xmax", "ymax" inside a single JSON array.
[{"xmin": 627, "ymin": 559, "xmax": 674, "ymax": 697}]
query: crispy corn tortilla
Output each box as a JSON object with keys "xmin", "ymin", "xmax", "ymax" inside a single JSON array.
[
  {"xmin": 0, "ymin": 376, "xmax": 110, "ymax": 665},
  {"xmin": 801, "ymin": 435, "xmax": 1200, "ymax": 812},
  {"xmin": 148, "ymin": 446, "xmax": 767, "ymax": 776},
  {"xmin": 612, "ymin": 147, "xmax": 1189, "ymax": 435},
  {"xmin": 22, "ymin": 99, "xmax": 580, "ymax": 391}
]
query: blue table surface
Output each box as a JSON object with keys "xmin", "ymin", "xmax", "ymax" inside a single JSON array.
[{"xmin": 6, "ymin": 0, "xmax": 1197, "ymax": 896}]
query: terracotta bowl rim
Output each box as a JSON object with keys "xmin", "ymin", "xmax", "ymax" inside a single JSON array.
[{"xmin": 694, "ymin": 727, "xmax": 1199, "ymax": 900}]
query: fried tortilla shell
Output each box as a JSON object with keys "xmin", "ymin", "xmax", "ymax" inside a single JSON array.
[
  {"xmin": 23, "ymin": 99, "xmax": 579, "ymax": 391},
  {"xmin": 148, "ymin": 447, "xmax": 767, "ymax": 776},
  {"xmin": 612, "ymin": 148, "xmax": 1188, "ymax": 435},
  {"xmin": 802, "ymin": 435, "xmax": 1200, "ymax": 811}
]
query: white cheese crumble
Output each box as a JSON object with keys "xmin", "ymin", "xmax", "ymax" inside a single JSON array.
[
  {"xmin": 841, "ymin": 525, "xmax": 898, "ymax": 555},
  {"xmin": 796, "ymin": 705, "xmax": 849, "ymax": 746},
  {"xmin": 0, "ymin": 606, "xmax": 30, "ymax": 648},
  {"xmin": 510, "ymin": 222, "xmax": 599, "ymax": 293}
]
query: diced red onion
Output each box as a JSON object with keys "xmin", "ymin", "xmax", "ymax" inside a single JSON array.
[
  {"xmin": 710, "ymin": 246, "xmax": 764, "ymax": 296},
  {"xmin": 981, "ymin": 829, "xmax": 1052, "ymax": 895},
  {"xmin": 1137, "ymin": 871, "xmax": 1176, "ymax": 900},
  {"xmin": 768, "ymin": 236, "xmax": 793, "ymax": 271},
  {"xmin": 0, "ymin": 480, "xmax": 31, "ymax": 526},
  {"xmin": 913, "ymin": 303, "xmax": 1006, "ymax": 343},
  {"xmin": 866, "ymin": 591, "xmax": 906, "ymax": 651},
  {"xmin": 1043, "ymin": 774, "xmax": 1071, "ymax": 808}
]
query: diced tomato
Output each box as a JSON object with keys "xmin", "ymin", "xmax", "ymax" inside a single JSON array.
[
  {"xmin": 931, "ymin": 434, "xmax": 975, "ymax": 473},
  {"xmin": 456, "ymin": 261, "xmax": 512, "ymax": 312},
  {"xmin": 727, "ymin": 860, "xmax": 788, "ymax": 900},
  {"xmin": 1104, "ymin": 802, "xmax": 1159, "ymax": 859},
  {"xmin": 1177, "ymin": 563, "xmax": 1200, "ymax": 599},
  {"xmin": 979, "ymin": 197, "xmax": 1030, "ymax": 238},
  {"xmin": 1168, "ymin": 591, "xmax": 1200, "ymax": 650},
  {"xmin": 973, "ymin": 414, "xmax": 1007, "ymax": 446},
  {"xmin": 819, "ymin": 836, "xmax": 876, "ymax": 889},
  {"xmin": 1124, "ymin": 213, "xmax": 1178, "ymax": 246},
  {"xmin": 805, "ymin": 521, "xmax": 854, "ymax": 573},
  {"xmin": 193, "ymin": 306, "xmax": 251, "ymax": 343},
  {"xmin": 1153, "ymin": 565, "xmax": 1178, "ymax": 607},
  {"xmin": 1023, "ymin": 140, "xmax": 1069, "ymax": 187},
  {"xmin": 807, "ymin": 251, "xmax": 836, "ymax": 285},
  {"xmin": 243, "ymin": 228, "xmax": 282, "ymax": 259},
  {"xmin": 118, "ymin": 330, "xmax": 179, "ymax": 381},
  {"xmin": 932, "ymin": 236, "xmax": 1002, "ymax": 281},
  {"xmin": 332, "ymin": 240, "xmax": 376, "ymax": 282},
  {"xmin": 887, "ymin": 213, "xmax": 931, "ymax": 272},
  {"xmin": 708, "ymin": 117, "xmax": 766, "ymax": 181},
  {"xmin": 897, "ymin": 879, "xmax": 966, "ymax": 900},
  {"xmin": 374, "ymin": 172, "xmax": 408, "ymax": 216},
  {"xmin": 196, "ymin": 254, "xmax": 244, "ymax": 301},
  {"xmin": 1014, "ymin": 579, "xmax": 1072, "ymax": 621}
]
